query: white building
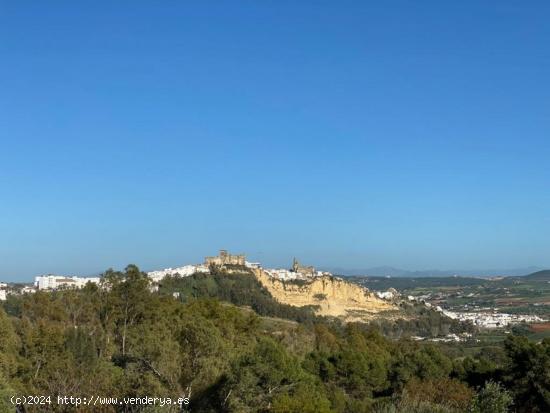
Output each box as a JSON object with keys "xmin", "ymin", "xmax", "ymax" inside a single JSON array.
[
  {"xmin": 0, "ymin": 282, "xmax": 6, "ymax": 300},
  {"xmin": 376, "ymin": 290, "xmax": 395, "ymax": 300},
  {"xmin": 147, "ymin": 258, "xmax": 334, "ymax": 284},
  {"xmin": 263, "ymin": 268, "xmax": 331, "ymax": 281},
  {"xmin": 34, "ymin": 275, "xmax": 101, "ymax": 290},
  {"xmin": 147, "ymin": 264, "xmax": 209, "ymax": 283},
  {"xmin": 440, "ymin": 308, "xmax": 545, "ymax": 328}
]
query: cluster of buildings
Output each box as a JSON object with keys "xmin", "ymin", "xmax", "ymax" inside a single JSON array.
[
  {"xmin": 369, "ymin": 288, "xmax": 547, "ymax": 329},
  {"xmin": 375, "ymin": 288, "xmax": 398, "ymax": 300},
  {"xmin": 439, "ymin": 308, "xmax": 545, "ymax": 328},
  {"xmin": 261, "ymin": 257, "xmax": 332, "ymax": 280},
  {"xmin": 34, "ymin": 275, "xmax": 101, "ymax": 290},
  {"xmin": 393, "ymin": 290, "xmax": 548, "ymax": 329},
  {"xmin": 148, "ymin": 264, "xmax": 209, "ymax": 283},
  {"xmin": 255, "ymin": 256, "xmax": 331, "ymax": 281},
  {"xmin": 262, "ymin": 266, "xmax": 331, "ymax": 281},
  {"xmin": 147, "ymin": 250, "xmax": 332, "ymax": 282},
  {"xmin": 2, "ymin": 250, "xmax": 331, "ymax": 298},
  {"xmin": 412, "ymin": 333, "xmax": 474, "ymax": 343},
  {"xmin": 147, "ymin": 250, "xmax": 248, "ymax": 282},
  {"xmin": 0, "ymin": 276, "xmax": 103, "ymax": 298},
  {"xmin": 0, "ymin": 281, "xmax": 35, "ymax": 300}
]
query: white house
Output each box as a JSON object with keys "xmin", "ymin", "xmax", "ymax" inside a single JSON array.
[
  {"xmin": 34, "ymin": 275, "xmax": 101, "ymax": 290},
  {"xmin": 147, "ymin": 264, "xmax": 209, "ymax": 283},
  {"xmin": 0, "ymin": 282, "xmax": 8, "ymax": 300}
]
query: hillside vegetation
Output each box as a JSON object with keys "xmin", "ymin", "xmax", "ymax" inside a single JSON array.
[
  {"xmin": 1, "ymin": 265, "xmax": 549, "ymax": 412},
  {"xmin": 158, "ymin": 267, "xmax": 469, "ymax": 339},
  {"xmin": 158, "ymin": 266, "xmax": 320, "ymax": 323}
]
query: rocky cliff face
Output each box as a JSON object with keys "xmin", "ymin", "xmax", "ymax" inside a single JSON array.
[{"xmin": 252, "ymin": 269, "xmax": 396, "ymax": 321}]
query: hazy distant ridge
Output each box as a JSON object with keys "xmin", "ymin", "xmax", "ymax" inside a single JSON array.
[
  {"xmin": 326, "ymin": 265, "xmax": 544, "ymax": 278},
  {"xmin": 522, "ymin": 270, "xmax": 550, "ymax": 280}
]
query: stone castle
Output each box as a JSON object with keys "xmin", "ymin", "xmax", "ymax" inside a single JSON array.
[
  {"xmin": 205, "ymin": 250, "xmax": 245, "ymax": 266},
  {"xmin": 203, "ymin": 250, "xmax": 320, "ymax": 278}
]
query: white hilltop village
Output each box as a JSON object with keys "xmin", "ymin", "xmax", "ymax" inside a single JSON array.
[
  {"xmin": 1, "ymin": 250, "xmax": 546, "ymax": 332},
  {"xmin": 3, "ymin": 250, "xmax": 331, "ymax": 296},
  {"xmin": 148, "ymin": 250, "xmax": 332, "ymax": 283}
]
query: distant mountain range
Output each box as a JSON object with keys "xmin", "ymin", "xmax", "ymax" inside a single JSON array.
[
  {"xmin": 522, "ymin": 270, "xmax": 550, "ymax": 280},
  {"xmin": 326, "ymin": 265, "xmax": 545, "ymax": 278}
]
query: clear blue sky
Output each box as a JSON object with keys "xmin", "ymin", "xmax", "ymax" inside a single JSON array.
[{"xmin": 1, "ymin": 1, "xmax": 549, "ymax": 280}]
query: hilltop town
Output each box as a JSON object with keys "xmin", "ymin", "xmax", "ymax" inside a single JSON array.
[
  {"xmin": 1, "ymin": 250, "xmax": 547, "ymax": 333},
  {"xmin": 147, "ymin": 250, "xmax": 333, "ymax": 283},
  {"xmin": 0, "ymin": 250, "xmax": 329, "ymax": 294}
]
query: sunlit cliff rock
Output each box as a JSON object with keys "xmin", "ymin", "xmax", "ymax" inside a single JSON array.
[{"xmin": 252, "ymin": 268, "xmax": 396, "ymax": 320}]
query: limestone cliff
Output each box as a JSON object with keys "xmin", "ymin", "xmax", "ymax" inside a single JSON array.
[{"xmin": 252, "ymin": 269, "xmax": 396, "ymax": 321}]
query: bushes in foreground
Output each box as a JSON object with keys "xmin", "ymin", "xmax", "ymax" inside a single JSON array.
[{"xmin": 1, "ymin": 265, "xmax": 549, "ymax": 412}]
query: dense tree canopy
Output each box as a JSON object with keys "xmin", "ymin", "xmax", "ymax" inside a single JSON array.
[{"xmin": 0, "ymin": 266, "xmax": 549, "ymax": 412}]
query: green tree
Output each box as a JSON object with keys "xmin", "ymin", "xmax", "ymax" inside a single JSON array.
[
  {"xmin": 502, "ymin": 335, "xmax": 550, "ymax": 412},
  {"xmin": 221, "ymin": 337, "xmax": 314, "ymax": 412},
  {"xmin": 105, "ymin": 265, "xmax": 151, "ymax": 357},
  {"xmin": 0, "ymin": 307, "xmax": 19, "ymax": 377},
  {"xmin": 272, "ymin": 382, "xmax": 333, "ymax": 413},
  {"xmin": 470, "ymin": 381, "xmax": 512, "ymax": 413}
]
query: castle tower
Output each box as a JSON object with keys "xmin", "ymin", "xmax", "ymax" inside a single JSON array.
[{"xmin": 292, "ymin": 257, "xmax": 299, "ymax": 272}]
